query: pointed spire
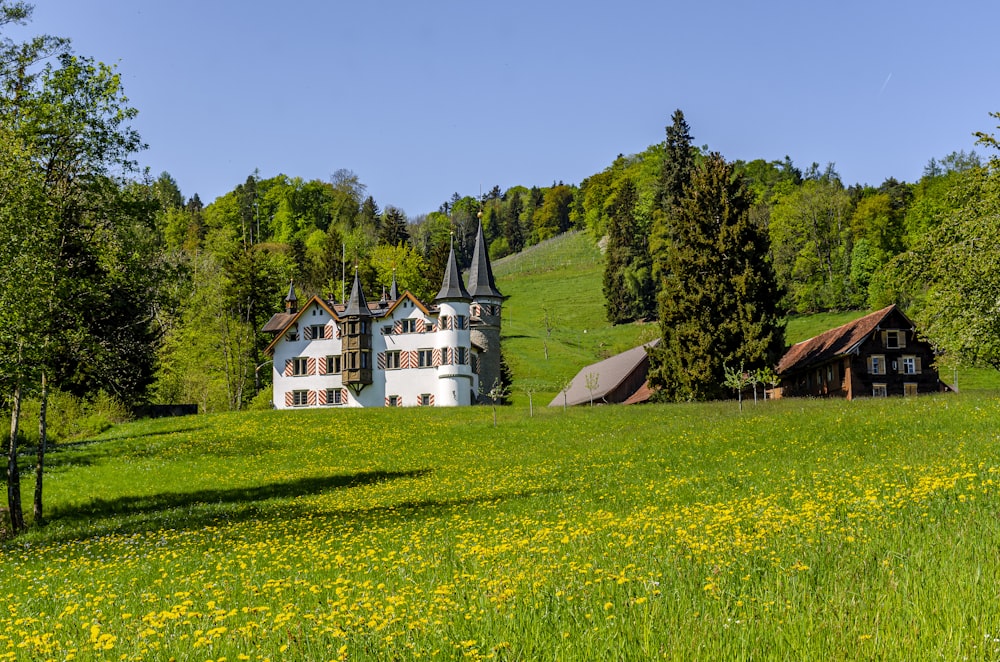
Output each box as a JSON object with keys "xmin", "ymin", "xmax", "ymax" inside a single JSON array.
[
  {"xmin": 389, "ymin": 268, "xmax": 399, "ymax": 301},
  {"xmin": 343, "ymin": 268, "xmax": 371, "ymax": 317},
  {"xmin": 468, "ymin": 220, "xmax": 503, "ymax": 299},
  {"xmin": 435, "ymin": 236, "xmax": 471, "ymax": 302},
  {"xmin": 284, "ymin": 279, "xmax": 298, "ymax": 313}
]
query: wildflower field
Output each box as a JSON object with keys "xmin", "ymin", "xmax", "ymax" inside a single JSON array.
[{"xmin": 3, "ymin": 394, "xmax": 1000, "ymax": 660}]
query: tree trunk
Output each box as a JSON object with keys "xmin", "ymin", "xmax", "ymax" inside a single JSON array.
[
  {"xmin": 33, "ymin": 371, "xmax": 47, "ymax": 525},
  {"xmin": 7, "ymin": 382, "xmax": 24, "ymax": 535}
]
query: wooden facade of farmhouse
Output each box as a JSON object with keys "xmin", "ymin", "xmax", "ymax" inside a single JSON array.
[{"xmin": 775, "ymin": 305, "xmax": 949, "ymax": 400}]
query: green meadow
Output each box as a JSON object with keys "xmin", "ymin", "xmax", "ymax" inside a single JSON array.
[
  {"xmin": 4, "ymin": 230, "xmax": 1000, "ymax": 660},
  {"xmin": 4, "ymin": 396, "xmax": 1000, "ymax": 660}
]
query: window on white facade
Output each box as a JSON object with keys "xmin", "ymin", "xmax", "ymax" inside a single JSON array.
[
  {"xmin": 456, "ymin": 346, "xmax": 467, "ymax": 365},
  {"xmin": 456, "ymin": 315, "xmax": 467, "ymax": 330},
  {"xmin": 385, "ymin": 351, "xmax": 401, "ymax": 370},
  {"xmin": 292, "ymin": 390, "xmax": 309, "ymax": 406},
  {"xmin": 401, "ymin": 318, "xmax": 417, "ymax": 333},
  {"xmin": 285, "ymin": 330, "xmax": 298, "ymax": 342},
  {"xmin": 418, "ymin": 349, "xmax": 433, "ymax": 367},
  {"xmin": 308, "ymin": 324, "xmax": 326, "ymax": 340},
  {"xmin": 326, "ymin": 355, "xmax": 341, "ymax": 374},
  {"xmin": 439, "ymin": 315, "xmax": 450, "ymax": 330},
  {"xmin": 326, "ymin": 388, "xmax": 343, "ymax": 405},
  {"xmin": 419, "ymin": 393, "xmax": 431, "ymax": 406},
  {"xmin": 387, "ymin": 395, "xmax": 399, "ymax": 407},
  {"xmin": 293, "ymin": 357, "xmax": 309, "ymax": 376}
]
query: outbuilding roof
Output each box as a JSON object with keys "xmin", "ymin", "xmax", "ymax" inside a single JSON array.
[{"xmin": 550, "ymin": 340, "xmax": 658, "ymax": 407}]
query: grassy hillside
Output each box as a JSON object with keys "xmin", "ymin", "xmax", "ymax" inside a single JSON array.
[
  {"xmin": 492, "ymin": 231, "xmax": 655, "ymax": 402},
  {"xmin": 4, "ymin": 395, "xmax": 1000, "ymax": 659},
  {"xmin": 494, "ymin": 233, "xmax": 1000, "ymax": 394}
]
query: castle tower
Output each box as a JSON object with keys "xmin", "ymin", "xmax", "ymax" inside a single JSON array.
[
  {"xmin": 467, "ymin": 219, "xmax": 504, "ymax": 401},
  {"xmin": 434, "ymin": 240, "xmax": 473, "ymax": 406},
  {"xmin": 341, "ymin": 269, "xmax": 373, "ymax": 393}
]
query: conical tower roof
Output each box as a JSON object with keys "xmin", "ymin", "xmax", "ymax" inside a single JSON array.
[
  {"xmin": 389, "ymin": 269, "xmax": 400, "ymax": 300},
  {"xmin": 468, "ymin": 221, "xmax": 503, "ymax": 299},
  {"xmin": 284, "ymin": 279, "xmax": 298, "ymax": 304},
  {"xmin": 343, "ymin": 269, "xmax": 372, "ymax": 317},
  {"xmin": 435, "ymin": 242, "xmax": 471, "ymax": 302}
]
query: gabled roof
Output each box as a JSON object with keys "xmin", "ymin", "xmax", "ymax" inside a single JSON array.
[
  {"xmin": 381, "ymin": 290, "xmax": 431, "ymax": 317},
  {"xmin": 263, "ymin": 295, "xmax": 343, "ymax": 356},
  {"xmin": 435, "ymin": 243, "xmax": 471, "ymax": 302},
  {"xmin": 468, "ymin": 221, "xmax": 503, "ymax": 299},
  {"xmin": 343, "ymin": 270, "xmax": 372, "ymax": 317},
  {"xmin": 776, "ymin": 305, "xmax": 907, "ymax": 375},
  {"xmin": 549, "ymin": 340, "xmax": 658, "ymax": 407}
]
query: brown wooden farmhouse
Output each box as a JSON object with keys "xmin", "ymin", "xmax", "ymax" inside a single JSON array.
[{"xmin": 775, "ymin": 305, "xmax": 950, "ymax": 399}]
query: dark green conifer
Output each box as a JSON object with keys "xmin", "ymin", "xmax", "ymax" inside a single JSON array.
[{"xmin": 648, "ymin": 153, "xmax": 785, "ymax": 400}]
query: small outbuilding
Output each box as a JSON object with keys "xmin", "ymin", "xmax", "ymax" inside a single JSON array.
[{"xmin": 550, "ymin": 340, "xmax": 658, "ymax": 407}]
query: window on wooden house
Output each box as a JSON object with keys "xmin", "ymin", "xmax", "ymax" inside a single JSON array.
[
  {"xmin": 904, "ymin": 383, "xmax": 918, "ymax": 396},
  {"xmin": 884, "ymin": 330, "xmax": 906, "ymax": 349},
  {"xmin": 900, "ymin": 356, "xmax": 921, "ymax": 375},
  {"xmin": 360, "ymin": 351, "xmax": 370, "ymax": 369},
  {"xmin": 872, "ymin": 384, "xmax": 887, "ymax": 397},
  {"xmin": 292, "ymin": 390, "xmax": 309, "ymax": 406},
  {"xmin": 868, "ymin": 355, "xmax": 885, "ymax": 375},
  {"xmin": 292, "ymin": 357, "xmax": 309, "ymax": 376}
]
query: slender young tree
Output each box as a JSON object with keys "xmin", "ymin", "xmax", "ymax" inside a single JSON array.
[{"xmin": 648, "ymin": 153, "xmax": 785, "ymax": 401}]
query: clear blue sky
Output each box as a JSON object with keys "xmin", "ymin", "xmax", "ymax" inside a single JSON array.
[{"xmin": 14, "ymin": 1, "xmax": 1000, "ymax": 215}]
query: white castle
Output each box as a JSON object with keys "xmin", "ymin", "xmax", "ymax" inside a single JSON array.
[{"xmin": 263, "ymin": 222, "xmax": 503, "ymax": 408}]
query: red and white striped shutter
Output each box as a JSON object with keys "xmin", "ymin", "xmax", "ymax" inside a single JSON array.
[
  {"xmin": 308, "ymin": 357, "xmax": 317, "ymax": 375},
  {"xmin": 409, "ymin": 351, "xmax": 418, "ymax": 369},
  {"xmin": 384, "ymin": 396, "xmax": 391, "ymax": 407},
  {"xmin": 318, "ymin": 357, "xmax": 326, "ymax": 375},
  {"xmin": 377, "ymin": 352, "xmax": 386, "ymax": 369},
  {"xmin": 394, "ymin": 320, "xmax": 402, "ymax": 334},
  {"xmin": 432, "ymin": 348, "xmax": 441, "ymax": 366},
  {"xmin": 284, "ymin": 391, "xmax": 294, "ymax": 407},
  {"xmin": 325, "ymin": 323, "xmax": 333, "ymax": 339},
  {"xmin": 303, "ymin": 326, "xmax": 313, "ymax": 340},
  {"xmin": 318, "ymin": 389, "xmax": 327, "ymax": 405},
  {"xmin": 308, "ymin": 390, "xmax": 317, "ymax": 405},
  {"xmin": 335, "ymin": 323, "xmax": 341, "ymax": 339},
  {"xmin": 284, "ymin": 360, "xmax": 293, "ymax": 377},
  {"xmin": 416, "ymin": 319, "xmax": 425, "ymax": 333},
  {"xmin": 428, "ymin": 393, "xmax": 435, "ymax": 406},
  {"xmin": 472, "ymin": 354, "xmax": 479, "ymax": 374},
  {"xmin": 341, "ymin": 388, "xmax": 348, "ymax": 404}
]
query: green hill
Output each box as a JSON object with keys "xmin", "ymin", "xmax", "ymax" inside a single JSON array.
[{"xmin": 494, "ymin": 232, "xmax": 1000, "ymax": 394}]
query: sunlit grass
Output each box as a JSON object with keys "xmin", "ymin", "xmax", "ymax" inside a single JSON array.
[{"xmin": 3, "ymin": 394, "xmax": 1000, "ymax": 659}]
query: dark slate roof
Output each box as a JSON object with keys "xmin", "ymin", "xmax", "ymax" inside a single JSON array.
[
  {"xmin": 776, "ymin": 305, "xmax": 901, "ymax": 375},
  {"xmin": 468, "ymin": 221, "xmax": 503, "ymax": 299},
  {"xmin": 284, "ymin": 279, "xmax": 297, "ymax": 304},
  {"xmin": 343, "ymin": 271, "xmax": 372, "ymax": 317},
  {"xmin": 262, "ymin": 312, "xmax": 296, "ymax": 333},
  {"xmin": 435, "ymin": 244, "xmax": 471, "ymax": 302},
  {"xmin": 389, "ymin": 271, "xmax": 399, "ymax": 301},
  {"xmin": 549, "ymin": 340, "xmax": 658, "ymax": 407}
]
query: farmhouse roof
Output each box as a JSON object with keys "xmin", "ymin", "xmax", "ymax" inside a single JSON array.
[
  {"xmin": 468, "ymin": 221, "xmax": 503, "ymax": 299},
  {"xmin": 435, "ymin": 242, "xmax": 471, "ymax": 302},
  {"xmin": 550, "ymin": 340, "xmax": 658, "ymax": 407},
  {"xmin": 776, "ymin": 304, "xmax": 906, "ymax": 375}
]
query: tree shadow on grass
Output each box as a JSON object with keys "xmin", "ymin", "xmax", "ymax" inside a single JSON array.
[{"xmin": 30, "ymin": 471, "xmax": 567, "ymax": 545}]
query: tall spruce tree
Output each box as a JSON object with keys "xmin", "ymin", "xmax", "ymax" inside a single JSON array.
[
  {"xmin": 602, "ymin": 177, "xmax": 653, "ymax": 323},
  {"xmin": 650, "ymin": 109, "xmax": 696, "ymax": 284},
  {"xmin": 648, "ymin": 153, "xmax": 785, "ymax": 401}
]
